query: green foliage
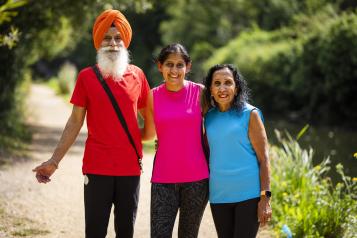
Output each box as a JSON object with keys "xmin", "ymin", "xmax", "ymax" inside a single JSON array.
[
  {"xmin": 56, "ymin": 61, "xmax": 77, "ymax": 95},
  {"xmin": 0, "ymin": 0, "xmax": 27, "ymax": 23},
  {"xmin": 0, "ymin": 69, "xmax": 31, "ymax": 164},
  {"xmin": 296, "ymin": 124, "xmax": 310, "ymax": 140},
  {"xmin": 160, "ymin": 0, "xmax": 249, "ymax": 79},
  {"xmin": 0, "ymin": 0, "xmax": 155, "ymax": 156},
  {"xmin": 297, "ymin": 11, "xmax": 357, "ymax": 124},
  {"xmin": 204, "ymin": 27, "xmax": 303, "ymax": 112},
  {"xmin": 270, "ymin": 130, "xmax": 357, "ymax": 237},
  {"xmin": 159, "ymin": 0, "xmax": 316, "ymax": 80},
  {"xmin": 0, "ymin": 0, "xmax": 27, "ymax": 48},
  {"xmin": 0, "ymin": 25, "xmax": 20, "ymax": 49},
  {"xmin": 204, "ymin": 6, "xmax": 357, "ymax": 124}
]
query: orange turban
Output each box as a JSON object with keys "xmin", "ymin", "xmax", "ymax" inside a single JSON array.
[{"xmin": 93, "ymin": 9, "xmax": 132, "ymax": 50}]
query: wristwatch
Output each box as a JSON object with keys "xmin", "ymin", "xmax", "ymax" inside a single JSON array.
[{"xmin": 260, "ymin": 190, "xmax": 272, "ymax": 198}]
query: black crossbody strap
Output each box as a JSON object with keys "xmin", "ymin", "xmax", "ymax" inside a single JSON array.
[{"xmin": 92, "ymin": 65, "xmax": 143, "ymax": 172}]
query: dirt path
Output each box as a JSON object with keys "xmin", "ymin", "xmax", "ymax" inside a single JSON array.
[{"xmin": 0, "ymin": 84, "xmax": 271, "ymax": 237}]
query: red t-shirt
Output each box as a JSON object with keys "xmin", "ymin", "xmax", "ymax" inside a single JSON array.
[{"xmin": 70, "ymin": 64, "xmax": 149, "ymax": 176}]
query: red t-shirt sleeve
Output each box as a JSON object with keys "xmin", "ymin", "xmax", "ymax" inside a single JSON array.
[
  {"xmin": 70, "ymin": 70, "xmax": 88, "ymax": 107},
  {"xmin": 137, "ymin": 68, "xmax": 150, "ymax": 109}
]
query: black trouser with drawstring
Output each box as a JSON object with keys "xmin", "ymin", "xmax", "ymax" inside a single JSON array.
[
  {"xmin": 84, "ymin": 174, "xmax": 140, "ymax": 238},
  {"xmin": 151, "ymin": 179, "xmax": 208, "ymax": 238}
]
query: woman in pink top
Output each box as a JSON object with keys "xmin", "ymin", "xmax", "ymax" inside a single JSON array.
[{"xmin": 142, "ymin": 43, "xmax": 209, "ymax": 238}]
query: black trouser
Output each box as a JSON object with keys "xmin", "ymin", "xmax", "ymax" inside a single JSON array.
[
  {"xmin": 84, "ymin": 174, "xmax": 140, "ymax": 238},
  {"xmin": 151, "ymin": 179, "xmax": 208, "ymax": 238},
  {"xmin": 210, "ymin": 198, "xmax": 260, "ymax": 238}
]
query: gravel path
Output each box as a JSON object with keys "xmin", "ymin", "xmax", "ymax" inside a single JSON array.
[{"xmin": 0, "ymin": 84, "xmax": 271, "ymax": 238}]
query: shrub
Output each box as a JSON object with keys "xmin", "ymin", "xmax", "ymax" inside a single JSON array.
[
  {"xmin": 0, "ymin": 69, "xmax": 31, "ymax": 162},
  {"xmin": 57, "ymin": 61, "xmax": 77, "ymax": 95},
  {"xmin": 203, "ymin": 9, "xmax": 357, "ymax": 125},
  {"xmin": 270, "ymin": 130, "xmax": 356, "ymax": 237},
  {"xmin": 298, "ymin": 12, "xmax": 357, "ymax": 124},
  {"xmin": 203, "ymin": 28, "xmax": 302, "ymax": 113}
]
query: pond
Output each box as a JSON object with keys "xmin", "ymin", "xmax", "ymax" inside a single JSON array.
[{"xmin": 266, "ymin": 118, "xmax": 357, "ymax": 182}]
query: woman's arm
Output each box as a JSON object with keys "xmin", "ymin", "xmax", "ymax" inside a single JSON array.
[
  {"xmin": 139, "ymin": 90, "xmax": 156, "ymax": 141},
  {"xmin": 248, "ymin": 110, "xmax": 272, "ymax": 227}
]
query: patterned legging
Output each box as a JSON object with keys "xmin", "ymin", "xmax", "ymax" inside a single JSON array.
[{"xmin": 151, "ymin": 179, "xmax": 209, "ymax": 238}]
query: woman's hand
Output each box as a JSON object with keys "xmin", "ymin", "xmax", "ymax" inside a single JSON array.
[{"xmin": 258, "ymin": 196, "xmax": 272, "ymax": 227}]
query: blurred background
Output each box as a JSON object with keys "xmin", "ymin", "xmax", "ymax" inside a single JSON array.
[
  {"xmin": 1, "ymin": 0, "xmax": 356, "ymax": 236},
  {"xmin": 1, "ymin": 0, "xmax": 356, "ymax": 179}
]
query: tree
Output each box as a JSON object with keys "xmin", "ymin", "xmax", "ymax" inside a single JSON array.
[
  {"xmin": 0, "ymin": 0, "xmax": 27, "ymax": 48},
  {"xmin": 0, "ymin": 0, "xmax": 154, "ymax": 137},
  {"xmin": 159, "ymin": 0, "xmax": 307, "ymax": 80}
]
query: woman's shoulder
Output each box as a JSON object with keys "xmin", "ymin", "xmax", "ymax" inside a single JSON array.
[
  {"xmin": 240, "ymin": 103, "xmax": 261, "ymax": 113},
  {"xmin": 242, "ymin": 103, "xmax": 256, "ymax": 110},
  {"xmin": 241, "ymin": 103, "xmax": 264, "ymax": 121},
  {"xmin": 186, "ymin": 80, "xmax": 204, "ymax": 90},
  {"xmin": 152, "ymin": 83, "xmax": 165, "ymax": 93}
]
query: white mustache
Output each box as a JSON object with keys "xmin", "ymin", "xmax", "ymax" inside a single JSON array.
[{"xmin": 101, "ymin": 46, "xmax": 120, "ymax": 52}]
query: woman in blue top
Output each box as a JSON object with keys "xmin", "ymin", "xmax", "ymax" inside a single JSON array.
[{"xmin": 202, "ymin": 64, "xmax": 272, "ymax": 237}]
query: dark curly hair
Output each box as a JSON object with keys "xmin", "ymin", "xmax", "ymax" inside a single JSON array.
[{"xmin": 203, "ymin": 64, "xmax": 249, "ymax": 111}]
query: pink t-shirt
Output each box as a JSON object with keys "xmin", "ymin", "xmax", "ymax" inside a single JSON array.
[{"xmin": 151, "ymin": 81, "xmax": 209, "ymax": 183}]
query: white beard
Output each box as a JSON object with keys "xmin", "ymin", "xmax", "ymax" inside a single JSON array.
[{"xmin": 96, "ymin": 46, "xmax": 130, "ymax": 81}]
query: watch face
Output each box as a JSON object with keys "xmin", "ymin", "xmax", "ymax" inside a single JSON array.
[{"xmin": 266, "ymin": 191, "xmax": 272, "ymax": 198}]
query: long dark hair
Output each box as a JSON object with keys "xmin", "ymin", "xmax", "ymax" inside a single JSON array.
[{"xmin": 203, "ymin": 64, "xmax": 249, "ymax": 111}]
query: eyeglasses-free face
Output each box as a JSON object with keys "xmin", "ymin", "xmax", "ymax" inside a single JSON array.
[
  {"xmin": 210, "ymin": 67, "xmax": 238, "ymax": 112},
  {"xmin": 100, "ymin": 27, "xmax": 123, "ymax": 51},
  {"xmin": 158, "ymin": 53, "xmax": 191, "ymax": 91}
]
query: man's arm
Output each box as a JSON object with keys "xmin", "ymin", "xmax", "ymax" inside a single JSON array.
[
  {"xmin": 139, "ymin": 90, "xmax": 156, "ymax": 141},
  {"xmin": 32, "ymin": 105, "xmax": 86, "ymax": 183}
]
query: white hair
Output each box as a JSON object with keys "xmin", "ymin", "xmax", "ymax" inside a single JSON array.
[{"xmin": 96, "ymin": 45, "xmax": 130, "ymax": 81}]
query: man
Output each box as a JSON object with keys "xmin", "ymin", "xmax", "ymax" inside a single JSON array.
[{"xmin": 32, "ymin": 9, "xmax": 153, "ymax": 238}]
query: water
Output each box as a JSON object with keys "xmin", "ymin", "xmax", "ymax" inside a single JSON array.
[{"xmin": 265, "ymin": 118, "xmax": 357, "ymax": 182}]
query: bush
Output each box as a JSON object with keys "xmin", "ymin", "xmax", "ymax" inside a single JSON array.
[
  {"xmin": 298, "ymin": 12, "xmax": 357, "ymax": 124},
  {"xmin": 0, "ymin": 69, "xmax": 32, "ymax": 162},
  {"xmin": 203, "ymin": 9, "xmax": 357, "ymax": 125},
  {"xmin": 270, "ymin": 130, "xmax": 356, "ymax": 237},
  {"xmin": 203, "ymin": 28, "xmax": 302, "ymax": 113},
  {"xmin": 57, "ymin": 61, "xmax": 77, "ymax": 95}
]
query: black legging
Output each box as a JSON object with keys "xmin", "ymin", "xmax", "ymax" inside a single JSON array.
[
  {"xmin": 151, "ymin": 179, "xmax": 208, "ymax": 238},
  {"xmin": 84, "ymin": 174, "xmax": 140, "ymax": 238},
  {"xmin": 210, "ymin": 198, "xmax": 260, "ymax": 238}
]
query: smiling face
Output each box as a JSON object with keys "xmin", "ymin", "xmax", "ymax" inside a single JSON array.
[
  {"xmin": 210, "ymin": 67, "xmax": 238, "ymax": 112},
  {"xmin": 158, "ymin": 53, "xmax": 191, "ymax": 91}
]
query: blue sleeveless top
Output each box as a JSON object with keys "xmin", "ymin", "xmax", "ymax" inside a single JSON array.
[{"xmin": 204, "ymin": 103, "xmax": 263, "ymax": 203}]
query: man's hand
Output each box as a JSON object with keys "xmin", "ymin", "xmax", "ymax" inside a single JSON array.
[
  {"xmin": 32, "ymin": 159, "xmax": 58, "ymax": 183},
  {"xmin": 32, "ymin": 105, "xmax": 86, "ymax": 184}
]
